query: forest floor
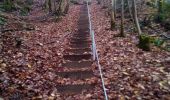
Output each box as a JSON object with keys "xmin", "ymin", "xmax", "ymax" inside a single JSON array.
[
  {"xmin": 0, "ymin": 1, "xmax": 170, "ymax": 100},
  {"xmin": 91, "ymin": 1, "xmax": 170, "ymax": 99}
]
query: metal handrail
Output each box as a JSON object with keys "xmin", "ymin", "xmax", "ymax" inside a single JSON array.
[
  {"xmin": 86, "ymin": 2, "xmax": 109, "ymax": 100},
  {"xmin": 87, "ymin": 1, "xmax": 95, "ymax": 60}
]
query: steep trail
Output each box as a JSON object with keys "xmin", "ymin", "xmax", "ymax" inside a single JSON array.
[{"xmin": 55, "ymin": 4, "xmax": 98, "ymax": 98}]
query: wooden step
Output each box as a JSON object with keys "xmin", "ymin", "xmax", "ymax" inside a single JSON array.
[
  {"xmin": 56, "ymin": 70, "xmax": 94, "ymax": 79},
  {"xmin": 70, "ymin": 37, "xmax": 90, "ymax": 41},
  {"xmin": 56, "ymin": 84, "xmax": 94, "ymax": 94},
  {"xmin": 78, "ymin": 20, "xmax": 89, "ymax": 23},
  {"xmin": 80, "ymin": 12, "xmax": 88, "ymax": 16},
  {"xmin": 65, "ymin": 48, "xmax": 91, "ymax": 54},
  {"xmin": 77, "ymin": 30, "xmax": 89, "ymax": 34},
  {"xmin": 63, "ymin": 54, "xmax": 92, "ymax": 61},
  {"xmin": 78, "ymin": 27, "xmax": 89, "ymax": 31},
  {"xmin": 73, "ymin": 33, "xmax": 90, "ymax": 35},
  {"xmin": 72, "ymin": 34, "xmax": 90, "ymax": 37},
  {"xmin": 78, "ymin": 21, "xmax": 88, "ymax": 23},
  {"xmin": 62, "ymin": 60, "xmax": 93, "ymax": 68},
  {"xmin": 73, "ymin": 32, "xmax": 89, "ymax": 35},
  {"xmin": 78, "ymin": 22, "xmax": 89, "ymax": 25},
  {"xmin": 71, "ymin": 36, "xmax": 90, "ymax": 40},
  {"xmin": 69, "ymin": 44, "xmax": 90, "ymax": 48},
  {"xmin": 70, "ymin": 41, "xmax": 91, "ymax": 45},
  {"xmin": 77, "ymin": 29, "xmax": 89, "ymax": 33}
]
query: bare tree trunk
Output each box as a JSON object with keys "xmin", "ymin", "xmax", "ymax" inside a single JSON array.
[
  {"xmin": 64, "ymin": 0, "xmax": 70, "ymax": 14},
  {"xmin": 120, "ymin": 0, "xmax": 125, "ymax": 37},
  {"xmin": 45, "ymin": 0, "xmax": 48, "ymax": 10},
  {"xmin": 127, "ymin": 0, "xmax": 134, "ymax": 22},
  {"xmin": 48, "ymin": 0, "xmax": 52, "ymax": 12},
  {"xmin": 57, "ymin": 0, "xmax": 68, "ymax": 15},
  {"xmin": 111, "ymin": 0, "xmax": 116, "ymax": 30},
  {"xmin": 132, "ymin": 0, "xmax": 150, "ymax": 51},
  {"xmin": 53, "ymin": 0, "xmax": 57, "ymax": 13},
  {"xmin": 114, "ymin": 0, "xmax": 116, "ymax": 18},
  {"xmin": 58, "ymin": 0, "xmax": 63, "ymax": 15},
  {"xmin": 132, "ymin": 0, "xmax": 142, "ymax": 35}
]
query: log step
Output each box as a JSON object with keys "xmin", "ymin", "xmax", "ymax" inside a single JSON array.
[
  {"xmin": 64, "ymin": 48, "xmax": 91, "ymax": 54},
  {"xmin": 62, "ymin": 60, "xmax": 93, "ymax": 68},
  {"xmin": 69, "ymin": 44, "xmax": 90, "ymax": 48},
  {"xmin": 56, "ymin": 70, "xmax": 94, "ymax": 79},
  {"xmin": 70, "ymin": 37, "xmax": 91, "ymax": 41},
  {"xmin": 63, "ymin": 54, "xmax": 92, "ymax": 61},
  {"xmin": 56, "ymin": 84, "xmax": 94, "ymax": 94},
  {"xmin": 70, "ymin": 41, "xmax": 91, "ymax": 45}
]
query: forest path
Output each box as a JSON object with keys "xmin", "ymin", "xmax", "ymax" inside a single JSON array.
[
  {"xmin": 54, "ymin": 4, "xmax": 104, "ymax": 99},
  {"xmin": 56, "ymin": 4, "xmax": 96, "ymax": 93},
  {"xmin": 1, "ymin": 1, "xmax": 170, "ymax": 100}
]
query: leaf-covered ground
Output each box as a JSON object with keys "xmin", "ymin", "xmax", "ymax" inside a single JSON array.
[
  {"xmin": 0, "ymin": 1, "xmax": 170, "ymax": 100},
  {"xmin": 91, "ymin": 1, "xmax": 170, "ymax": 100},
  {"xmin": 0, "ymin": 4, "xmax": 81, "ymax": 99}
]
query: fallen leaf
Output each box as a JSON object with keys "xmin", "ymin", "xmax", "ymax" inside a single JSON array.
[{"xmin": 27, "ymin": 64, "xmax": 32, "ymax": 68}]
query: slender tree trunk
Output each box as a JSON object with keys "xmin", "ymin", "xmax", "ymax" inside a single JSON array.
[
  {"xmin": 64, "ymin": 0, "xmax": 70, "ymax": 14},
  {"xmin": 132, "ymin": 0, "xmax": 142, "ymax": 35},
  {"xmin": 111, "ymin": 0, "xmax": 115, "ymax": 30},
  {"xmin": 58, "ymin": 0, "xmax": 63, "ymax": 15},
  {"xmin": 132, "ymin": 0, "xmax": 150, "ymax": 51},
  {"xmin": 45, "ymin": 0, "xmax": 48, "ymax": 10},
  {"xmin": 48, "ymin": 0, "xmax": 52, "ymax": 12},
  {"xmin": 120, "ymin": 0, "xmax": 125, "ymax": 37},
  {"xmin": 114, "ymin": 0, "xmax": 116, "ymax": 18},
  {"xmin": 127, "ymin": 0, "xmax": 134, "ymax": 22},
  {"xmin": 58, "ymin": 0, "xmax": 68, "ymax": 15},
  {"xmin": 54, "ymin": 0, "xmax": 57, "ymax": 13}
]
